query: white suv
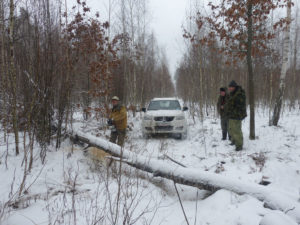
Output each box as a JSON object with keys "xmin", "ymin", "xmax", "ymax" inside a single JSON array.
[{"xmin": 141, "ymin": 98, "xmax": 188, "ymax": 139}]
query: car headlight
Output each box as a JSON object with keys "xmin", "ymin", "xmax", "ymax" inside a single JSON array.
[
  {"xmin": 144, "ymin": 115, "xmax": 152, "ymax": 120},
  {"xmin": 176, "ymin": 116, "xmax": 185, "ymax": 120}
]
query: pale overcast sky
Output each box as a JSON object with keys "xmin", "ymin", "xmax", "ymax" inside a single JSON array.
[
  {"xmin": 67, "ymin": 0, "xmax": 189, "ymax": 77},
  {"xmin": 149, "ymin": 0, "xmax": 188, "ymax": 76}
]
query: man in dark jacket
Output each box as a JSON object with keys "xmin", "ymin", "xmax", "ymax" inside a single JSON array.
[
  {"xmin": 226, "ymin": 80, "xmax": 247, "ymax": 151},
  {"xmin": 217, "ymin": 87, "xmax": 230, "ymax": 140}
]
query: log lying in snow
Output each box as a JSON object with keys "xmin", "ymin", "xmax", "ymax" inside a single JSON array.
[
  {"xmin": 260, "ymin": 211, "xmax": 298, "ymax": 225},
  {"xmin": 70, "ymin": 130, "xmax": 300, "ymax": 223}
]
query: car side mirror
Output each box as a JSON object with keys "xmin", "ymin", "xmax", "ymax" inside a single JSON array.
[
  {"xmin": 183, "ymin": 106, "xmax": 188, "ymax": 111},
  {"xmin": 142, "ymin": 108, "xmax": 146, "ymax": 112}
]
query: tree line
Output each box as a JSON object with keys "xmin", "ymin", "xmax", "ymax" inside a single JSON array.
[
  {"xmin": 1, "ymin": 0, "xmax": 299, "ymax": 160},
  {"xmin": 0, "ymin": 0, "xmax": 174, "ymax": 159},
  {"xmin": 176, "ymin": 0, "xmax": 299, "ymax": 137}
]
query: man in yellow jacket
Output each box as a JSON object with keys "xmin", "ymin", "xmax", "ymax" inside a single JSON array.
[{"xmin": 108, "ymin": 96, "xmax": 127, "ymax": 146}]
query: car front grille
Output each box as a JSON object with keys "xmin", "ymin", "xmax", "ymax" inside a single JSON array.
[
  {"xmin": 155, "ymin": 126, "xmax": 173, "ymax": 131},
  {"xmin": 154, "ymin": 116, "xmax": 175, "ymax": 122}
]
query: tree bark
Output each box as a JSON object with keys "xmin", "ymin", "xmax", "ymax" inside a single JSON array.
[
  {"xmin": 9, "ymin": 0, "xmax": 19, "ymax": 155},
  {"xmin": 198, "ymin": 44, "xmax": 204, "ymax": 120},
  {"xmin": 291, "ymin": 3, "xmax": 298, "ymax": 107},
  {"xmin": 0, "ymin": 0, "xmax": 7, "ymax": 141},
  {"xmin": 271, "ymin": 1, "xmax": 292, "ymax": 126},
  {"xmin": 247, "ymin": 1, "xmax": 255, "ymax": 140}
]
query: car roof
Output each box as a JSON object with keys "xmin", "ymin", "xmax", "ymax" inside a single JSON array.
[{"xmin": 151, "ymin": 97, "xmax": 178, "ymax": 101}]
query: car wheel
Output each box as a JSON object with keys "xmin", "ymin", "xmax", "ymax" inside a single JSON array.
[
  {"xmin": 175, "ymin": 131, "xmax": 187, "ymax": 140},
  {"xmin": 181, "ymin": 131, "xmax": 187, "ymax": 140},
  {"xmin": 174, "ymin": 133, "xmax": 182, "ymax": 140},
  {"xmin": 142, "ymin": 132, "xmax": 150, "ymax": 139}
]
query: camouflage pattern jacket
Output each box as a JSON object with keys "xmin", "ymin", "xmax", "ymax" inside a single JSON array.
[
  {"xmin": 226, "ymin": 86, "xmax": 247, "ymax": 120},
  {"xmin": 110, "ymin": 104, "xmax": 127, "ymax": 130},
  {"xmin": 217, "ymin": 94, "xmax": 229, "ymax": 118}
]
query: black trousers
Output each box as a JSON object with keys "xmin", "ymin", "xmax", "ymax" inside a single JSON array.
[{"xmin": 221, "ymin": 117, "xmax": 229, "ymax": 140}]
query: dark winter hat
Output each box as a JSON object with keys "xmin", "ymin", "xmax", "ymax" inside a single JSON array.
[
  {"xmin": 228, "ymin": 80, "xmax": 238, "ymax": 87},
  {"xmin": 220, "ymin": 87, "xmax": 226, "ymax": 92}
]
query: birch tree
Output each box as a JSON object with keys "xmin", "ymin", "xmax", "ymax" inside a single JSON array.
[
  {"xmin": 291, "ymin": 2, "xmax": 299, "ymax": 107},
  {"xmin": 271, "ymin": 0, "xmax": 292, "ymax": 126}
]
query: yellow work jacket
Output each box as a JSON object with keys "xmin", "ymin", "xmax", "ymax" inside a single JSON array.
[{"xmin": 110, "ymin": 105, "xmax": 127, "ymax": 130}]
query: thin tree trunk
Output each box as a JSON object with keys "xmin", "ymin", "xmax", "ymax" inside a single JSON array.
[
  {"xmin": 9, "ymin": 0, "xmax": 19, "ymax": 155},
  {"xmin": 24, "ymin": 71, "xmax": 38, "ymax": 171},
  {"xmin": 291, "ymin": 4, "xmax": 298, "ymax": 108},
  {"xmin": 269, "ymin": 1, "xmax": 275, "ymax": 125},
  {"xmin": 133, "ymin": 64, "xmax": 137, "ymax": 116},
  {"xmin": 247, "ymin": 1, "xmax": 255, "ymax": 140},
  {"xmin": 129, "ymin": 0, "xmax": 137, "ymax": 114},
  {"xmin": 121, "ymin": 0, "xmax": 128, "ymax": 105},
  {"xmin": 19, "ymin": 130, "xmax": 28, "ymax": 196},
  {"xmin": 61, "ymin": 0, "xmax": 71, "ymax": 129},
  {"xmin": 271, "ymin": 1, "xmax": 292, "ymax": 126},
  {"xmin": 0, "ymin": 0, "xmax": 7, "ymax": 141},
  {"xmin": 198, "ymin": 45, "xmax": 204, "ymax": 120}
]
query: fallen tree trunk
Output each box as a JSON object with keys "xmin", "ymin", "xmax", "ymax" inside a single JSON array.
[{"xmin": 70, "ymin": 130, "xmax": 300, "ymax": 223}]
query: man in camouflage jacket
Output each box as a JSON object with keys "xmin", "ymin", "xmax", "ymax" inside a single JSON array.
[
  {"xmin": 217, "ymin": 87, "xmax": 230, "ymax": 140},
  {"xmin": 226, "ymin": 80, "xmax": 247, "ymax": 151},
  {"xmin": 108, "ymin": 96, "xmax": 127, "ymax": 147}
]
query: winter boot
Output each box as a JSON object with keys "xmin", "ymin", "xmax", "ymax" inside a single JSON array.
[
  {"xmin": 222, "ymin": 132, "xmax": 227, "ymax": 140},
  {"xmin": 235, "ymin": 146, "xmax": 242, "ymax": 151}
]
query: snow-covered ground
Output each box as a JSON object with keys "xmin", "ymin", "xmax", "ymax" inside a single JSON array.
[{"xmin": 1, "ymin": 108, "xmax": 300, "ymax": 225}]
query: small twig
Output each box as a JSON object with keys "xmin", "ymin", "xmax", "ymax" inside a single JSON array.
[
  {"xmin": 105, "ymin": 156, "xmax": 122, "ymax": 161},
  {"xmin": 24, "ymin": 70, "xmax": 44, "ymax": 97},
  {"xmin": 285, "ymin": 206, "xmax": 295, "ymax": 214},
  {"xmin": 164, "ymin": 154, "xmax": 186, "ymax": 168},
  {"xmin": 9, "ymin": 169, "xmax": 16, "ymax": 198},
  {"xmin": 194, "ymin": 190, "xmax": 199, "ymax": 225},
  {"xmin": 23, "ymin": 164, "xmax": 46, "ymax": 194},
  {"xmin": 82, "ymin": 144, "xmax": 91, "ymax": 151},
  {"xmin": 173, "ymin": 182, "xmax": 190, "ymax": 225}
]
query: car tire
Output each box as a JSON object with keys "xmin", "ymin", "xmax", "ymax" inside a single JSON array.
[
  {"xmin": 142, "ymin": 132, "xmax": 150, "ymax": 139},
  {"xmin": 175, "ymin": 130, "xmax": 187, "ymax": 140},
  {"xmin": 174, "ymin": 133, "xmax": 182, "ymax": 140},
  {"xmin": 181, "ymin": 130, "xmax": 187, "ymax": 140}
]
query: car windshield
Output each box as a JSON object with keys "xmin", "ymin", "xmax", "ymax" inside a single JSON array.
[{"xmin": 147, "ymin": 100, "xmax": 181, "ymax": 110}]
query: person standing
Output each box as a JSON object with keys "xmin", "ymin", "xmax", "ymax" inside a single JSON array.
[
  {"xmin": 217, "ymin": 87, "xmax": 230, "ymax": 140},
  {"xmin": 226, "ymin": 81, "xmax": 247, "ymax": 151},
  {"xmin": 108, "ymin": 96, "xmax": 127, "ymax": 147}
]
